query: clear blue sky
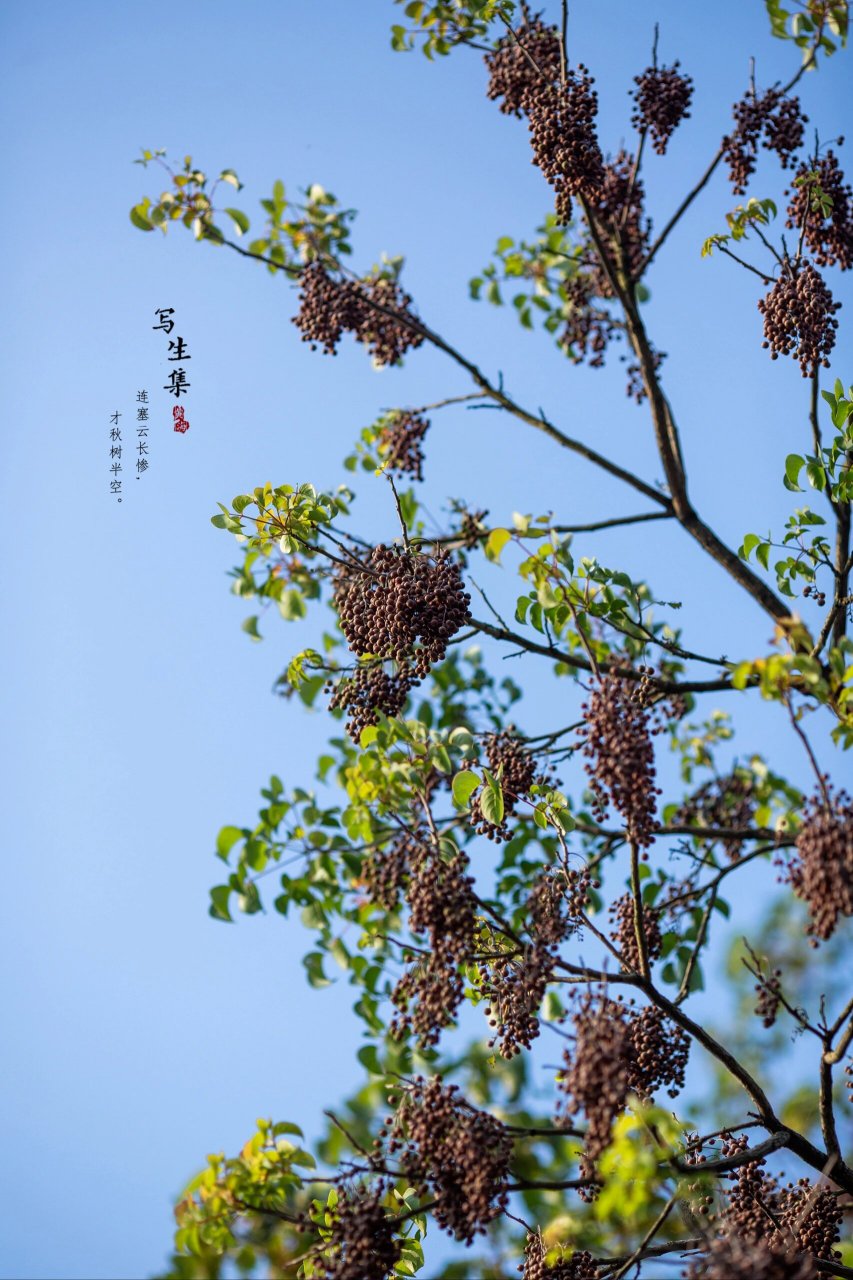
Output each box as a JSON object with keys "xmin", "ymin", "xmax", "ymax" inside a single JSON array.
[{"xmin": 1, "ymin": 3, "xmax": 850, "ymax": 1277}]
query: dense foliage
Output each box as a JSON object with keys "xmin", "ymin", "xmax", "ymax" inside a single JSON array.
[{"xmin": 132, "ymin": 2, "xmax": 853, "ymax": 1276}]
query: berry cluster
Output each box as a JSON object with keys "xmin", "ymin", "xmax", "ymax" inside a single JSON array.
[
  {"xmin": 754, "ymin": 966, "xmax": 784, "ymax": 1028},
  {"xmin": 631, "ymin": 62, "xmax": 693, "ymax": 155},
  {"xmin": 480, "ymin": 943, "xmax": 554, "ymax": 1059},
  {"xmin": 292, "ymin": 264, "xmax": 424, "ymax": 367},
  {"xmin": 781, "ymin": 785, "xmax": 853, "ymax": 942},
  {"xmin": 802, "ymin": 582, "xmax": 827, "ymax": 606},
  {"xmin": 457, "ymin": 506, "xmax": 489, "ymax": 550},
  {"xmin": 758, "ymin": 262, "xmax": 840, "ymax": 376},
  {"xmin": 627, "ymin": 1004, "xmax": 690, "ymax": 1099},
  {"xmin": 674, "ymin": 771, "xmax": 757, "ymax": 862},
  {"xmin": 484, "ymin": 10, "xmax": 562, "ymax": 118},
  {"xmin": 591, "ymin": 149, "xmax": 651, "ymax": 282},
  {"xmin": 328, "ymin": 663, "xmax": 414, "ymax": 741},
  {"xmin": 521, "ymin": 1231, "xmax": 600, "ymax": 1280},
  {"xmin": 316, "ymin": 1185, "xmax": 401, "ymax": 1280},
  {"xmin": 470, "ymin": 730, "xmax": 549, "ymax": 841},
  {"xmin": 377, "ymin": 410, "xmax": 430, "ymax": 482},
  {"xmin": 723, "ymin": 90, "xmax": 807, "ymax": 195},
  {"xmin": 360, "ymin": 829, "xmax": 420, "ymax": 912},
  {"xmin": 389, "ymin": 1077, "xmax": 511, "ymax": 1244},
  {"xmin": 526, "ymin": 66, "xmax": 605, "ymax": 224},
  {"xmin": 786, "ymin": 150, "xmax": 853, "ymax": 272},
  {"xmin": 608, "ymin": 891, "xmax": 662, "ymax": 972},
  {"xmin": 334, "ymin": 544, "xmax": 471, "ymax": 677},
  {"xmin": 528, "ymin": 866, "xmax": 596, "ymax": 945},
  {"xmin": 391, "ymin": 845, "xmax": 477, "ymax": 1046},
  {"xmin": 689, "ymin": 1236, "xmax": 819, "ymax": 1280},
  {"xmin": 580, "ymin": 671, "xmax": 661, "ymax": 850}
]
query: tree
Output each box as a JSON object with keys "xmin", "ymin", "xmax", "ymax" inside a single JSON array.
[{"xmin": 133, "ymin": 3, "xmax": 853, "ymax": 1276}]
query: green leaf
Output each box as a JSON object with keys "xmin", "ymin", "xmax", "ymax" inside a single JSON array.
[
  {"xmin": 216, "ymin": 826, "xmax": 244, "ymax": 859},
  {"xmin": 209, "ymin": 885, "xmax": 233, "ymax": 922},
  {"xmin": 357, "ymin": 1044, "xmax": 382, "ymax": 1075},
  {"xmin": 452, "ymin": 771, "xmax": 480, "ymax": 807},
  {"xmin": 755, "ymin": 542, "xmax": 771, "ymax": 571},
  {"xmin": 224, "ymin": 207, "xmax": 250, "ymax": 235},
  {"xmin": 484, "ymin": 528, "xmax": 511, "ymax": 563},
  {"xmin": 242, "ymin": 615, "xmax": 262, "ymax": 641},
  {"xmin": 130, "ymin": 203, "xmax": 154, "ymax": 231},
  {"xmin": 480, "ymin": 770, "xmax": 504, "ymax": 826},
  {"xmin": 303, "ymin": 951, "xmax": 332, "ymax": 988},
  {"xmin": 784, "ymin": 454, "xmax": 805, "ymax": 491}
]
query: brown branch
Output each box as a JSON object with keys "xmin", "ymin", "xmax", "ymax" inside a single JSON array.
[
  {"xmin": 470, "ymin": 615, "xmax": 738, "ymax": 693},
  {"xmin": 630, "ymin": 839, "xmax": 651, "ymax": 980}
]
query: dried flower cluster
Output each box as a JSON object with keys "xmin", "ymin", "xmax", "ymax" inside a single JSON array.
[
  {"xmin": 631, "ymin": 61, "xmax": 693, "ymax": 154},
  {"xmin": 377, "ymin": 410, "xmax": 430, "ymax": 482},
  {"xmin": 316, "ymin": 1185, "xmax": 401, "ymax": 1280},
  {"xmin": 754, "ymin": 965, "xmax": 784, "ymax": 1028},
  {"xmin": 781, "ymin": 785, "xmax": 853, "ymax": 941},
  {"xmin": 480, "ymin": 944, "xmax": 554, "ymax": 1058},
  {"xmin": 723, "ymin": 90, "xmax": 807, "ymax": 194},
  {"xmin": 528, "ymin": 866, "xmax": 595, "ymax": 945},
  {"xmin": 293, "ymin": 263, "xmax": 424, "ymax": 366},
  {"xmin": 360, "ymin": 829, "xmax": 420, "ymax": 912},
  {"xmin": 484, "ymin": 10, "xmax": 562, "ymax": 118},
  {"xmin": 786, "ymin": 149, "xmax": 853, "ymax": 271},
  {"xmin": 391, "ymin": 845, "xmax": 476, "ymax": 1046},
  {"xmin": 389, "ymin": 1077, "xmax": 511, "ymax": 1244},
  {"xmin": 758, "ymin": 262, "xmax": 840, "ymax": 376},
  {"xmin": 580, "ymin": 671, "xmax": 661, "ymax": 849}
]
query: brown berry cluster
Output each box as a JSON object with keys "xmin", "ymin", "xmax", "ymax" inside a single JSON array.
[
  {"xmin": 316, "ymin": 1184, "xmax": 401, "ymax": 1280},
  {"xmin": 528, "ymin": 866, "xmax": 596, "ymax": 945},
  {"xmin": 377, "ymin": 411, "xmax": 430, "ymax": 482},
  {"xmin": 608, "ymin": 892, "xmax": 662, "ymax": 972},
  {"xmin": 786, "ymin": 150, "xmax": 853, "ymax": 271},
  {"xmin": 292, "ymin": 263, "xmax": 424, "ymax": 367},
  {"xmin": 484, "ymin": 10, "xmax": 562, "ymax": 118},
  {"xmin": 689, "ymin": 1137, "xmax": 843, "ymax": 1278},
  {"xmin": 754, "ymin": 966, "xmax": 784, "ymax": 1028},
  {"xmin": 558, "ymin": 277, "xmax": 616, "ymax": 367},
  {"xmin": 674, "ymin": 770, "xmax": 757, "ymax": 862},
  {"xmin": 470, "ymin": 730, "xmax": 550, "ymax": 841},
  {"xmin": 390, "ymin": 845, "xmax": 477, "ymax": 1046},
  {"xmin": 723, "ymin": 90, "xmax": 807, "ymax": 195},
  {"xmin": 591, "ymin": 150, "xmax": 651, "ymax": 282},
  {"xmin": 480, "ymin": 943, "xmax": 554, "ymax": 1059},
  {"xmin": 623, "ymin": 348, "xmax": 666, "ymax": 403},
  {"xmin": 360, "ymin": 829, "xmax": 421, "ymax": 912},
  {"xmin": 758, "ymin": 263, "xmax": 841, "ymax": 376},
  {"xmin": 390, "ymin": 1076, "xmax": 511, "ymax": 1244},
  {"xmin": 334, "ymin": 544, "xmax": 471, "ymax": 676},
  {"xmin": 631, "ymin": 62, "xmax": 693, "ymax": 155},
  {"xmin": 521, "ymin": 1231, "xmax": 600, "ymax": 1280},
  {"xmin": 627, "ymin": 1004, "xmax": 690, "ymax": 1099},
  {"xmin": 328, "ymin": 663, "xmax": 414, "ymax": 741},
  {"xmin": 781, "ymin": 785, "xmax": 853, "ymax": 942},
  {"xmin": 580, "ymin": 671, "xmax": 661, "ymax": 850},
  {"xmin": 457, "ymin": 506, "xmax": 489, "ymax": 550},
  {"xmin": 526, "ymin": 66, "xmax": 605, "ymax": 224},
  {"xmin": 557, "ymin": 994, "xmax": 690, "ymax": 1169}
]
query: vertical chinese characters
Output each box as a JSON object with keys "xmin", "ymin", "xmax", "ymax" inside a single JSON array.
[
  {"xmin": 109, "ymin": 411, "xmax": 122, "ymax": 500},
  {"xmin": 136, "ymin": 390, "xmax": 149, "ymax": 477},
  {"xmin": 153, "ymin": 307, "xmax": 192, "ymax": 432}
]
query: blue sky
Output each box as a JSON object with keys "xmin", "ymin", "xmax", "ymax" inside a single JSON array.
[{"xmin": 1, "ymin": 2, "xmax": 851, "ymax": 1276}]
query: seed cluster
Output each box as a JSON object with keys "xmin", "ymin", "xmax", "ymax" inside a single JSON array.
[
  {"xmin": 674, "ymin": 771, "xmax": 757, "ymax": 862},
  {"xmin": 781, "ymin": 785, "xmax": 853, "ymax": 942},
  {"xmin": 317, "ymin": 1185, "xmax": 401, "ymax": 1280},
  {"xmin": 484, "ymin": 10, "xmax": 562, "ymax": 118},
  {"xmin": 390, "ymin": 845, "xmax": 477, "ymax": 1046},
  {"xmin": 334, "ymin": 544, "xmax": 471, "ymax": 676},
  {"xmin": 786, "ymin": 150, "xmax": 853, "ymax": 271},
  {"xmin": 609, "ymin": 892, "xmax": 662, "ymax": 972},
  {"xmin": 521, "ymin": 1231, "xmax": 600, "ymax": 1280},
  {"xmin": 470, "ymin": 730, "xmax": 550, "ymax": 841},
  {"xmin": 377, "ymin": 411, "xmax": 430, "ymax": 482},
  {"xmin": 328, "ymin": 664, "xmax": 415, "ymax": 741},
  {"xmin": 631, "ymin": 62, "xmax": 694, "ymax": 155},
  {"xmin": 480, "ymin": 944, "xmax": 554, "ymax": 1059},
  {"xmin": 754, "ymin": 966, "xmax": 784, "ymax": 1028},
  {"xmin": 723, "ymin": 90, "xmax": 807, "ymax": 195},
  {"xmin": 758, "ymin": 263, "xmax": 841, "ymax": 376},
  {"xmin": 580, "ymin": 671, "xmax": 661, "ymax": 850},
  {"xmin": 557, "ymin": 993, "xmax": 690, "ymax": 1174},
  {"xmin": 292, "ymin": 264, "xmax": 424, "ymax": 367},
  {"xmin": 390, "ymin": 1077, "xmax": 511, "ymax": 1244},
  {"xmin": 526, "ymin": 66, "xmax": 605, "ymax": 224},
  {"xmin": 528, "ymin": 866, "xmax": 596, "ymax": 945},
  {"xmin": 360, "ymin": 829, "xmax": 420, "ymax": 912}
]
